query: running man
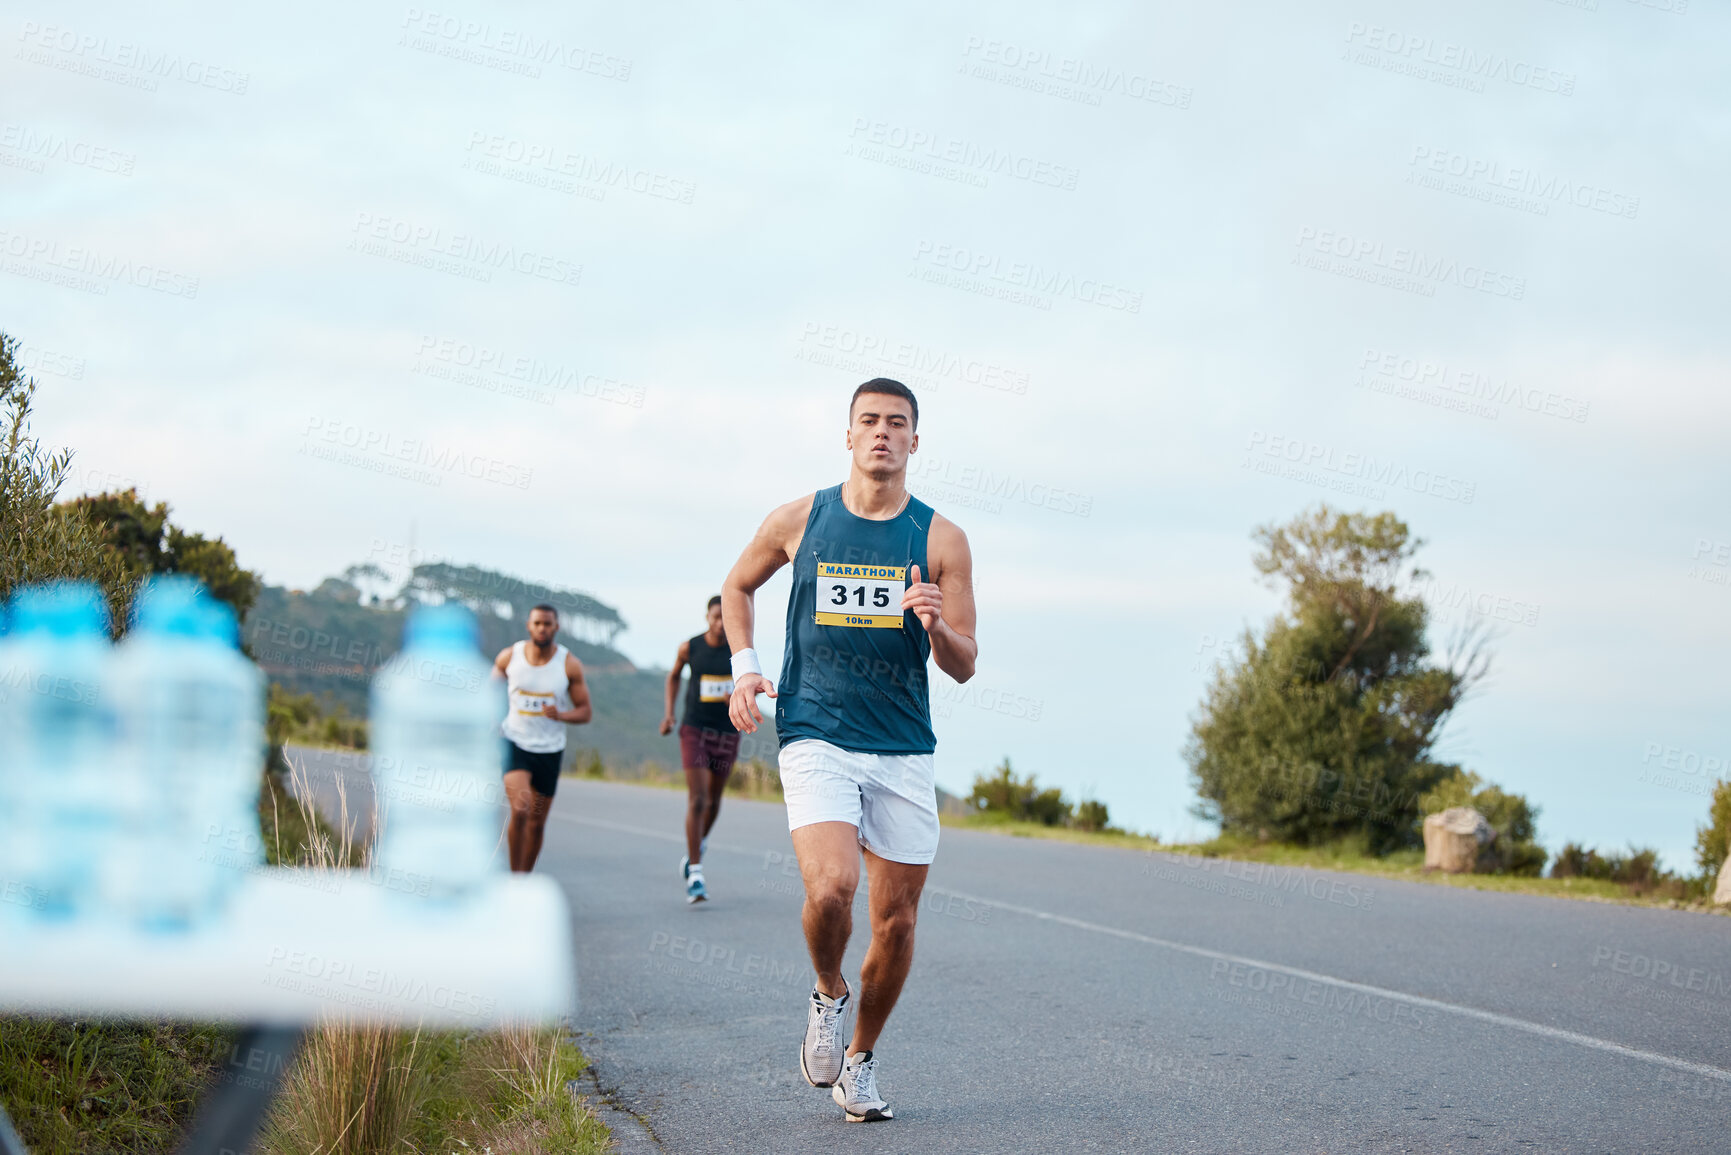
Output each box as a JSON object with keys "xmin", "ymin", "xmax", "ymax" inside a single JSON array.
[
  {"xmin": 722, "ymin": 378, "xmax": 976, "ymax": 1123},
  {"xmin": 658, "ymin": 595, "xmax": 740, "ymax": 903},
  {"xmin": 493, "ymin": 603, "xmax": 591, "ymax": 873}
]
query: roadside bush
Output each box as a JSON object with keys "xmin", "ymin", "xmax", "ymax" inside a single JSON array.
[
  {"xmin": 1550, "ymin": 842, "xmax": 1694, "ymax": 897},
  {"xmin": 969, "ymin": 759, "xmax": 1071, "ymax": 827},
  {"xmin": 267, "ymin": 684, "xmax": 367, "ymax": 752},
  {"xmin": 1071, "ymin": 799, "xmax": 1111, "ymax": 833},
  {"xmin": 1694, "ymin": 779, "xmax": 1731, "ymax": 881},
  {"xmin": 0, "ymin": 333, "xmax": 129, "ymax": 616},
  {"xmin": 967, "ymin": 759, "xmax": 1113, "ymax": 832},
  {"xmin": 1416, "ymin": 769, "xmax": 1546, "ymax": 875}
]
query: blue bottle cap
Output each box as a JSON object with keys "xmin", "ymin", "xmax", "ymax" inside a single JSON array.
[
  {"xmin": 403, "ymin": 603, "xmax": 481, "ymax": 652},
  {"xmin": 132, "ymin": 575, "xmax": 206, "ymax": 638},
  {"xmin": 7, "ymin": 581, "xmax": 111, "ymax": 638},
  {"xmin": 133, "ymin": 576, "xmax": 244, "ymax": 649}
]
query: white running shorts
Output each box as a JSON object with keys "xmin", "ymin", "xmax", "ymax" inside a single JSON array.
[{"xmin": 778, "ymin": 738, "xmax": 940, "ymax": 865}]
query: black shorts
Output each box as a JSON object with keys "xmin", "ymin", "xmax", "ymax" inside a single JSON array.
[{"xmin": 503, "ymin": 740, "xmax": 562, "ymax": 798}]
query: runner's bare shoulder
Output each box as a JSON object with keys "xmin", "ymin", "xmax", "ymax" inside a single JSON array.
[{"xmin": 769, "ymin": 492, "xmax": 818, "ymax": 558}]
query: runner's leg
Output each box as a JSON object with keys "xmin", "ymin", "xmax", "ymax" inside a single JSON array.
[
  {"xmin": 700, "ymin": 736, "xmax": 735, "ymax": 845},
  {"xmin": 701, "ymin": 771, "xmax": 725, "ymax": 842},
  {"xmin": 503, "ymin": 769, "xmax": 535, "ymax": 872},
  {"xmin": 849, "ymin": 848, "xmax": 927, "ymax": 1056},
  {"xmin": 682, "ymin": 763, "xmax": 711, "ymax": 864},
  {"xmin": 521, "ymin": 789, "xmax": 552, "ymax": 871},
  {"xmin": 791, "ymin": 820, "xmax": 861, "ymax": 999}
]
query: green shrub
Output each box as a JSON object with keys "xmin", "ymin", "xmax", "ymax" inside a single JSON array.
[
  {"xmin": 1694, "ymin": 779, "xmax": 1731, "ymax": 881},
  {"xmin": 1071, "ymin": 799, "xmax": 1111, "ymax": 832},
  {"xmin": 1417, "ymin": 768, "xmax": 1546, "ymax": 875},
  {"xmin": 969, "ymin": 759, "xmax": 1073, "ymax": 827},
  {"xmin": 267, "ymin": 685, "xmax": 366, "ymax": 751},
  {"xmin": 0, "ymin": 334, "xmax": 129, "ymax": 616},
  {"xmin": 1551, "ymin": 842, "xmax": 1690, "ymax": 896}
]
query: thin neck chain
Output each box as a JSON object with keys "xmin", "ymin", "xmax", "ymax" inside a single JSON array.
[{"xmin": 843, "ymin": 481, "xmax": 909, "ymax": 519}]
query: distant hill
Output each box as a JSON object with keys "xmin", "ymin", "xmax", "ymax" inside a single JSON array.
[{"xmin": 244, "ymin": 560, "xmax": 776, "ymax": 770}]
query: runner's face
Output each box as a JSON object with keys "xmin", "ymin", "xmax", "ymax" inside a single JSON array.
[
  {"xmin": 846, "ymin": 394, "xmax": 917, "ymax": 478},
  {"xmin": 527, "ymin": 610, "xmax": 558, "ymax": 644},
  {"xmin": 706, "ymin": 604, "xmax": 724, "ymax": 634}
]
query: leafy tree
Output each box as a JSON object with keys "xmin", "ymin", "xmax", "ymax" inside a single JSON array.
[
  {"xmin": 0, "ymin": 333, "xmax": 128, "ymax": 614},
  {"xmin": 1186, "ymin": 505, "xmax": 1490, "ymax": 852},
  {"xmin": 1695, "ymin": 779, "xmax": 1731, "ymax": 881},
  {"xmin": 65, "ymin": 488, "xmax": 261, "ymax": 621}
]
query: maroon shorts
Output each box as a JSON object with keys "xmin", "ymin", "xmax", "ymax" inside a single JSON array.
[{"xmin": 679, "ymin": 724, "xmax": 740, "ymax": 776}]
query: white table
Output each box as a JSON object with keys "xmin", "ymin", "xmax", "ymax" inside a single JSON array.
[{"xmin": 0, "ymin": 869, "xmax": 576, "ymax": 1154}]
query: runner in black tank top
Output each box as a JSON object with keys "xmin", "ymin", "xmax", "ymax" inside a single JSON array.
[{"xmin": 659, "ymin": 595, "xmax": 740, "ymax": 902}]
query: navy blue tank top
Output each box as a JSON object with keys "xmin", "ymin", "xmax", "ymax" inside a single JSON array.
[{"xmin": 776, "ymin": 484, "xmax": 936, "ymax": 755}]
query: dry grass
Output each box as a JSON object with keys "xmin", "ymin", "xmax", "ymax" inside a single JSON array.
[
  {"xmin": 258, "ymin": 1024, "xmax": 608, "ymax": 1155},
  {"xmin": 253, "ymin": 768, "xmax": 611, "ymax": 1155}
]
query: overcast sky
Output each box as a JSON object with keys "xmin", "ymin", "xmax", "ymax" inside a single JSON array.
[{"xmin": 8, "ymin": 0, "xmax": 1727, "ymax": 866}]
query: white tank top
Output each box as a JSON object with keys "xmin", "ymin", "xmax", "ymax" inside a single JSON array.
[{"xmin": 501, "ymin": 641, "xmax": 572, "ymax": 753}]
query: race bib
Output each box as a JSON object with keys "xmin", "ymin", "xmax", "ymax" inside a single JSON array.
[
  {"xmin": 699, "ymin": 674, "xmax": 733, "ymax": 702},
  {"xmin": 512, "ymin": 689, "xmax": 554, "ymax": 716},
  {"xmin": 814, "ymin": 562, "xmax": 905, "ymax": 629}
]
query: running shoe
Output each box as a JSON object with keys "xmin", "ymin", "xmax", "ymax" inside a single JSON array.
[
  {"xmin": 832, "ymin": 1050, "xmax": 891, "ymax": 1122},
  {"xmin": 685, "ymin": 867, "xmax": 707, "ymax": 904},
  {"xmin": 679, "ymin": 839, "xmax": 708, "ymax": 881},
  {"xmin": 799, "ymin": 981, "xmax": 851, "ymax": 1087}
]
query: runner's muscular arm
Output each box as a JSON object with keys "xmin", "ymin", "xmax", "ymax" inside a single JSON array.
[
  {"xmin": 903, "ymin": 513, "xmax": 977, "ymax": 683},
  {"xmin": 660, "ymin": 639, "xmax": 690, "ymax": 734},
  {"xmin": 722, "ymin": 494, "xmax": 814, "ymax": 733},
  {"xmin": 547, "ymin": 653, "xmax": 592, "ymax": 724},
  {"xmin": 492, "ymin": 646, "xmax": 513, "ymax": 680}
]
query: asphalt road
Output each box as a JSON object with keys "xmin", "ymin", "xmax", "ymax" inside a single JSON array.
[{"xmin": 284, "ymin": 750, "xmax": 1731, "ymax": 1153}]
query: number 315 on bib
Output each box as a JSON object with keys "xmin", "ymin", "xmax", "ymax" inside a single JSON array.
[{"xmin": 814, "ymin": 562, "xmax": 906, "ymax": 629}]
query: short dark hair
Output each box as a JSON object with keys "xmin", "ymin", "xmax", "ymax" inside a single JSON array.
[
  {"xmin": 850, "ymin": 378, "xmax": 918, "ymax": 430},
  {"xmin": 529, "ymin": 603, "xmax": 559, "ymax": 619},
  {"xmin": 707, "ymin": 595, "xmax": 722, "ymax": 610}
]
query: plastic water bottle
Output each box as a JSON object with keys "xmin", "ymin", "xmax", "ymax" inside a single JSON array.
[
  {"xmin": 112, "ymin": 577, "xmax": 265, "ymax": 926},
  {"xmin": 0, "ymin": 600, "xmax": 23, "ymax": 920},
  {"xmin": 1, "ymin": 582, "xmax": 117, "ymax": 920},
  {"xmin": 370, "ymin": 604, "xmax": 505, "ymax": 900}
]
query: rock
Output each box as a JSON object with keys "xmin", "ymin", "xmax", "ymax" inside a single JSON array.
[
  {"xmin": 1714, "ymin": 859, "xmax": 1731, "ymax": 906},
  {"xmin": 1423, "ymin": 807, "xmax": 1495, "ymax": 874}
]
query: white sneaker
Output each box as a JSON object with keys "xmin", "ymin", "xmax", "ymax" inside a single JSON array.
[
  {"xmin": 832, "ymin": 1050, "xmax": 891, "ymax": 1122},
  {"xmin": 685, "ymin": 866, "xmax": 707, "ymax": 904},
  {"xmin": 799, "ymin": 981, "xmax": 851, "ymax": 1088}
]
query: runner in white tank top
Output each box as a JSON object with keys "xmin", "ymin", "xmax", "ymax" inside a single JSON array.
[
  {"xmin": 503, "ymin": 640, "xmax": 575, "ymax": 753},
  {"xmin": 490, "ymin": 604, "xmax": 591, "ymax": 872}
]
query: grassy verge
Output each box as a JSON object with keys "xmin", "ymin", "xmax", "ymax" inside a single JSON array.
[
  {"xmin": 941, "ymin": 813, "xmax": 1725, "ymax": 913},
  {"xmin": 0, "ymin": 1018, "xmax": 234, "ymax": 1154}
]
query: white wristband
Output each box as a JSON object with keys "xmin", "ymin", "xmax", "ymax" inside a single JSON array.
[{"xmin": 730, "ymin": 648, "xmax": 763, "ymax": 680}]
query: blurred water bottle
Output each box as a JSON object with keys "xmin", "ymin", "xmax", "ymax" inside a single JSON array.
[
  {"xmin": 370, "ymin": 604, "xmax": 505, "ymax": 900},
  {"xmin": 1, "ymin": 582, "xmax": 116, "ymax": 920},
  {"xmin": 112, "ymin": 577, "xmax": 265, "ymax": 927}
]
